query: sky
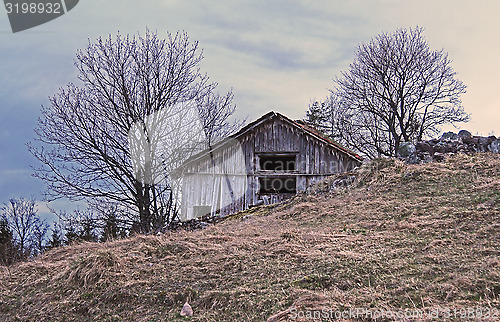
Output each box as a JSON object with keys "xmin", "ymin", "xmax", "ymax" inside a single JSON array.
[{"xmin": 0, "ymin": 0, "xmax": 499, "ymax": 221}]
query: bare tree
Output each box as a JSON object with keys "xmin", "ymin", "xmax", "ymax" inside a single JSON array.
[
  {"xmin": 197, "ymin": 92, "xmax": 246, "ymax": 146},
  {"xmin": 29, "ymin": 29, "xmax": 242, "ymax": 233},
  {"xmin": 307, "ymin": 27, "xmax": 469, "ymax": 158},
  {"xmin": 2, "ymin": 198, "xmax": 38, "ymax": 258}
]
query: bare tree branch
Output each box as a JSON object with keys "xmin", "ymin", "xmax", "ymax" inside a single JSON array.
[
  {"xmin": 2, "ymin": 198, "xmax": 38, "ymax": 258},
  {"xmin": 307, "ymin": 27, "xmax": 468, "ymax": 158},
  {"xmin": 29, "ymin": 29, "xmax": 242, "ymax": 233}
]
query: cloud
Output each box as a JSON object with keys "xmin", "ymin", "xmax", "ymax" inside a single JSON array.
[
  {"xmin": 35, "ymin": 200, "xmax": 52, "ymax": 215},
  {"xmin": 1, "ymin": 0, "xmax": 499, "ymax": 220},
  {"xmin": 0, "ymin": 169, "xmax": 31, "ymax": 176},
  {"xmin": 192, "ymin": 1, "xmax": 363, "ymax": 72},
  {"xmin": 35, "ymin": 199, "xmax": 86, "ymax": 223}
]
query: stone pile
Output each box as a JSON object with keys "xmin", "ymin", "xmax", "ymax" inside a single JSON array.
[{"xmin": 398, "ymin": 130, "xmax": 500, "ymax": 164}]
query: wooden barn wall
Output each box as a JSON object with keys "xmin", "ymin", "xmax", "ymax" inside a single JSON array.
[
  {"xmin": 179, "ymin": 117, "xmax": 360, "ymax": 220},
  {"xmin": 252, "ymin": 118, "xmax": 356, "ymax": 175}
]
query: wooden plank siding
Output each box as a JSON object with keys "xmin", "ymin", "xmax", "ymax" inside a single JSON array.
[{"xmin": 176, "ymin": 112, "xmax": 362, "ymax": 221}]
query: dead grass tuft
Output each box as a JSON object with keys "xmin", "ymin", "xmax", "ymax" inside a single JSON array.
[{"xmin": 55, "ymin": 249, "xmax": 119, "ymax": 288}]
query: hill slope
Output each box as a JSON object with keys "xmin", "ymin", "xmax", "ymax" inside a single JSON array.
[{"xmin": 1, "ymin": 153, "xmax": 499, "ymax": 321}]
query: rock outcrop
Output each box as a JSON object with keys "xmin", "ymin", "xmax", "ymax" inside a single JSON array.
[{"xmin": 398, "ymin": 130, "xmax": 500, "ymax": 164}]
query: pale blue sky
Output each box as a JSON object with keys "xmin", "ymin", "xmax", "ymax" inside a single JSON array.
[{"xmin": 1, "ymin": 0, "xmax": 499, "ymax": 220}]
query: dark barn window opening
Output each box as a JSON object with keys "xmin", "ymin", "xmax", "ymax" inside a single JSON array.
[
  {"xmin": 259, "ymin": 154, "xmax": 296, "ymax": 171},
  {"xmin": 259, "ymin": 177, "xmax": 296, "ymax": 194}
]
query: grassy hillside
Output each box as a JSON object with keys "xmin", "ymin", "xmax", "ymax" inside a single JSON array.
[{"xmin": 1, "ymin": 153, "xmax": 499, "ymax": 321}]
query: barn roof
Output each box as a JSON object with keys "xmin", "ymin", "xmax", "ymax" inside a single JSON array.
[{"xmin": 177, "ymin": 111, "xmax": 363, "ymax": 168}]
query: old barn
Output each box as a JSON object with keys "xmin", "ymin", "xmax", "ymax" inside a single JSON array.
[{"xmin": 175, "ymin": 112, "xmax": 362, "ymax": 220}]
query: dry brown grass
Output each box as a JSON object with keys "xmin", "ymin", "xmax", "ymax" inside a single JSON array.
[{"xmin": 1, "ymin": 153, "xmax": 499, "ymax": 321}]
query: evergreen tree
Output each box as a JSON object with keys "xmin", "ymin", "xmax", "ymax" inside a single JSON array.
[
  {"xmin": 64, "ymin": 222, "xmax": 79, "ymax": 245},
  {"xmin": 0, "ymin": 215, "xmax": 12, "ymax": 244},
  {"xmin": 0, "ymin": 215, "xmax": 17, "ymax": 265},
  {"xmin": 46, "ymin": 223, "xmax": 63, "ymax": 250},
  {"xmin": 101, "ymin": 213, "xmax": 119, "ymax": 242},
  {"xmin": 79, "ymin": 216, "xmax": 98, "ymax": 242},
  {"xmin": 305, "ymin": 101, "xmax": 328, "ymax": 132}
]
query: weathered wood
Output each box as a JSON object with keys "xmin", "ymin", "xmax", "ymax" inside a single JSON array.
[{"xmin": 177, "ymin": 112, "xmax": 362, "ymax": 220}]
